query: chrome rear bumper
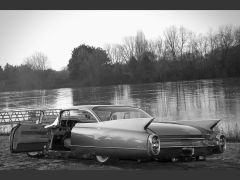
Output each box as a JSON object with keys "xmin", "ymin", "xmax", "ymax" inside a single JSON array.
[{"xmin": 157, "ymin": 145, "xmax": 223, "ymax": 159}]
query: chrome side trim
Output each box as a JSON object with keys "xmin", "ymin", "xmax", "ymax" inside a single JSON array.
[
  {"xmin": 70, "ymin": 144, "xmax": 147, "ymax": 151},
  {"xmin": 160, "ymin": 145, "xmax": 216, "ymax": 148},
  {"xmin": 160, "ymin": 138, "xmax": 206, "ymax": 140}
]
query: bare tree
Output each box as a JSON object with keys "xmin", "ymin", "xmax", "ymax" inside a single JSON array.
[
  {"xmin": 105, "ymin": 44, "xmax": 115, "ymax": 64},
  {"xmin": 187, "ymin": 31, "xmax": 199, "ymax": 58},
  {"xmin": 207, "ymin": 29, "xmax": 220, "ymax": 54},
  {"xmin": 217, "ymin": 25, "xmax": 235, "ymax": 52},
  {"xmin": 24, "ymin": 52, "xmax": 49, "ymax": 71},
  {"xmin": 147, "ymin": 37, "xmax": 164, "ymax": 60},
  {"xmin": 105, "ymin": 44, "xmax": 127, "ymax": 64},
  {"xmin": 164, "ymin": 26, "xmax": 179, "ymax": 60},
  {"xmin": 234, "ymin": 26, "xmax": 240, "ymax": 45},
  {"xmin": 155, "ymin": 38, "xmax": 164, "ymax": 59},
  {"xmin": 115, "ymin": 44, "xmax": 129, "ymax": 63},
  {"xmin": 202, "ymin": 35, "xmax": 210, "ymax": 56},
  {"xmin": 197, "ymin": 34, "xmax": 209, "ymax": 59},
  {"xmin": 147, "ymin": 40, "xmax": 156, "ymax": 54},
  {"xmin": 123, "ymin": 36, "xmax": 136, "ymax": 59},
  {"xmin": 135, "ymin": 31, "xmax": 148, "ymax": 59},
  {"xmin": 178, "ymin": 26, "xmax": 189, "ymax": 60}
]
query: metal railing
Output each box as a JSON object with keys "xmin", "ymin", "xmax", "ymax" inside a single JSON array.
[
  {"xmin": 0, "ymin": 109, "xmax": 61, "ymax": 135},
  {"xmin": 0, "ymin": 109, "xmax": 61, "ymax": 125}
]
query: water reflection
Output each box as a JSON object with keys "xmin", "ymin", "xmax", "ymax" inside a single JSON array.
[
  {"xmin": 0, "ymin": 78, "xmax": 240, "ymax": 135},
  {"xmin": 71, "ymin": 86, "xmax": 116, "ymax": 105}
]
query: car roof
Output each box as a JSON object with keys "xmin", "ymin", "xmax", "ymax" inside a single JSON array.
[
  {"xmin": 60, "ymin": 105, "xmax": 137, "ymax": 111},
  {"xmin": 0, "ymin": 105, "xmax": 138, "ymax": 113}
]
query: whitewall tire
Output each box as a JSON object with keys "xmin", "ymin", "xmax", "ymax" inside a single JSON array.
[
  {"xmin": 26, "ymin": 151, "xmax": 44, "ymax": 158},
  {"xmin": 95, "ymin": 155, "xmax": 111, "ymax": 164}
]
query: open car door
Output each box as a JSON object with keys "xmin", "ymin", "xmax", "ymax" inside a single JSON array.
[{"xmin": 10, "ymin": 111, "xmax": 49, "ymax": 153}]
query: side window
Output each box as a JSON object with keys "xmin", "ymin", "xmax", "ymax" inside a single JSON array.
[
  {"xmin": 78, "ymin": 111, "xmax": 98, "ymax": 123},
  {"xmin": 110, "ymin": 112, "xmax": 130, "ymax": 120},
  {"xmin": 61, "ymin": 110, "xmax": 97, "ymax": 123},
  {"xmin": 61, "ymin": 110, "xmax": 70, "ymax": 120}
]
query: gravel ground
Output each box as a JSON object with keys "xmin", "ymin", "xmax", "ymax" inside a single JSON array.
[{"xmin": 1, "ymin": 136, "xmax": 240, "ymax": 170}]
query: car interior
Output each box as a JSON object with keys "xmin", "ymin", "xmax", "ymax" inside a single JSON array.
[{"xmin": 47, "ymin": 110, "xmax": 98, "ymax": 151}]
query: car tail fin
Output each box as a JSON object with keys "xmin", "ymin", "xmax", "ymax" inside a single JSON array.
[
  {"xmin": 144, "ymin": 118, "xmax": 155, "ymax": 130},
  {"xmin": 173, "ymin": 119, "xmax": 221, "ymax": 130}
]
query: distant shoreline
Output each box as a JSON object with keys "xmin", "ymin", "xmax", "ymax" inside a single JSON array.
[{"xmin": 1, "ymin": 76, "xmax": 240, "ymax": 93}]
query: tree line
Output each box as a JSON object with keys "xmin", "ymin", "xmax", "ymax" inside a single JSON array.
[
  {"xmin": 1, "ymin": 25, "xmax": 240, "ymax": 92},
  {"xmin": 0, "ymin": 52, "xmax": 69, "ymax": 91}
]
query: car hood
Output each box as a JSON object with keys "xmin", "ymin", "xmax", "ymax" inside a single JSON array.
[{"xmin": 148, "ymin": 122, "xmax": 204, "ymax": 136}]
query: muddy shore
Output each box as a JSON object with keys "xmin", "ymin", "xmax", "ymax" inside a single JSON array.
[{"xmin": 1, "ymin": 136, "xmax": 240, "ymax": 170}]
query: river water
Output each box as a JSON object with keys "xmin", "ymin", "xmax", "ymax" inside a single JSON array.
[{"xmin": 1, "ymin": 78, "xmax": 240, "ymax": 136}]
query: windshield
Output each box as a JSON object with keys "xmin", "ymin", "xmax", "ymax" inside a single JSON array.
[{"xmin": 92, "ymin": 106, "xmax": 151, "ymax": 121}]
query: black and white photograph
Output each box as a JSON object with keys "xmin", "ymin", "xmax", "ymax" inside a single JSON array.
[{"xmin": 1, "ymin": 8, "xmax": 240, "ymax": 172}]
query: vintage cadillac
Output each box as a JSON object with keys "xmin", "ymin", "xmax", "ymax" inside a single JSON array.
[{"xmin": 9, "ymin": 105, "xmax": 226, "ymax": 164}]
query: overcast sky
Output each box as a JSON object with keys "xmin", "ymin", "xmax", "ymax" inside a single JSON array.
[{"xmin": 1, "ymin": 10, "xmax": 240, "ymax": 70}]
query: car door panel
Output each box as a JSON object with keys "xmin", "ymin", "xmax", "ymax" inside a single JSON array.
[{"xmin": 10, "ymin": 123, "xmax": 49, "ymax": 153}]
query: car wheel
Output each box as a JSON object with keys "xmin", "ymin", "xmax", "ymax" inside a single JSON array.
[
  {"xmin": 26, "ymin": 151, "xmax": 44, "ymax": 158},
  {"xmin": 219, "ymin": 135, "xmax": 227, "ymax": 153},
  {"xmin": 95, "ymin": 155, "xmax": 112, "ymax": 164}
]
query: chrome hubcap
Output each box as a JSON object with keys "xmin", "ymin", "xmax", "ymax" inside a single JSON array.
[
  {"xmin": 96, "ymin": 155, "xmax": 109, "ymax": 163},
  {"xmin": 27, "ymin": 152, "xmax": 40, "ymax": 156}
]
